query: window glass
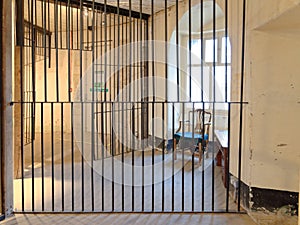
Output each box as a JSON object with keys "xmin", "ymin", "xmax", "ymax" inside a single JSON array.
[
  {"xmin": 221, "ymin": 37, "xmax": 231, "ymax": 63},
  {"xmin": 205, "ymin": 39, "xmax": 218, "ymax": 63}
]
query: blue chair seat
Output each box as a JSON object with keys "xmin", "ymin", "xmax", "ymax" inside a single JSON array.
[{"xmin": 174, "ymin": 132, "xmax": 208, "ymax": 140}]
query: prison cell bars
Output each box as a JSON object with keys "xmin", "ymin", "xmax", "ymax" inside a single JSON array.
[{"xmin": 14, "ymin": 0, "xmax": 247, "ymax": 213}]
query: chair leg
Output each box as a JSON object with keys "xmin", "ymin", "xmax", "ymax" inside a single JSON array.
[
  {"xmin": 205, "ymin": 140, "xmax": 209, "ymax": 158},
  {"xmin": 198, "ymin": 142, "xmax": 202, "ymax": 165},
  {"xmin": 173, "ymin": 138, "xmax": 177, "ymax": 160}
]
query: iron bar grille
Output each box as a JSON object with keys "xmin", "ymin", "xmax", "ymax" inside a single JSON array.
[{"xmin": 12, "ymin": 0, "xmax": 247, "ymax": 213}]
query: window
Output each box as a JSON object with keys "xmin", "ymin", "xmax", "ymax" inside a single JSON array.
[{"xmin": 188, "ymin": 35, "xmax": 231, "ymax": 109}]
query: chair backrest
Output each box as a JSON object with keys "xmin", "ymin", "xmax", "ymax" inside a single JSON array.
[{"xmin": 193, "ymin": 109, "xmax": 212, "ymax": 135}]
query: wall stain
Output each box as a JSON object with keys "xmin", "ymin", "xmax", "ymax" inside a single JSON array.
[{"xmin": 277, "ymin": 143, "xmax": 287, "ymax": 147}]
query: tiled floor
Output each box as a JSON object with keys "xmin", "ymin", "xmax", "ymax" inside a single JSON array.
[{"xmin": 1, "ymin": 213, "xmax": 257, "ymax": 225}]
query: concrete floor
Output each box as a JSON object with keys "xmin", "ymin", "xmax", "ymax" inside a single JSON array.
[
  {"xmin": 14, "ymin": 148, "xmax": 237, "ymax": 212},
  {"xmin": 1, "ymin": 213, "xmax": 257, "ymax": 225}
]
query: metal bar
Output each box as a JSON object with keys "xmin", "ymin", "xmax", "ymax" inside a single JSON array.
[
  {"xmin": 43, "ymin": 0, "xmax": 47, "ymax": 101},
  {"xmin": 41, "ymin": 103, "xmax": 45, "ymax": 211},
  {"xmin": 225, "ymin": 0, "xmax": 228, "ymax": 102},
  {"xmin": 15, "ymin": 210, "xmax": 248, "ymax": 214},
  {"xmin": 238, "ymin": 0, "xmax": 247, "ymax": 212},
  {"xmin": 48, "ymin": 0, "xmax": 150, "ymax": 20},
  {"xmin": 211, "ymin": 0, "xmax": 216, "ymax": 211},
  {"xmin": 128, "ymin": 0, "xmax": 135, "ymax": 212},
  {"xmin": 176, "ymin": 0, "xmax": 179, "ymax": 102},
  {"xmin": 181, "ymin": 103, "xmax": 185, "ymax": 211},
  {"xmin": 71, "ymin": 102, "xmax": 75, "ymax": 211},
  {"xmin": 111, "ymin": 102, "xmax": 115, "ymax": 211},
  {"xmin": 139, "ymin": 0, "xmax": 145, "ymax": 212},
  {"xmin": 31, "ymin": 15, "xmax": 36, "ymax": 211},
  {"xmin": 191, "ymin": 102, "xmax": 194, "ymax": 211},
  {"xmin": 172, "ymin": 103, "xmax": 175, "ymax": 211},
  {"xmin": 151, "ymin": 0, "xmax": 155, "ymax": 212},
  {"xmin": 121, "ymin": 15, "xmax": 125, "ymax": 212},
  {"xmin": 51, "ymin": 103, "xmax": 54, "ymax": 211},
  {"xmin": 188, "ymin": 0, "xmax": 191, "ymax": 101},
  {"xmin": 71, "ymin": 3, "xmax": 74, "ymax": 50},
  {"xmin": 67, "ymin": 0, "xmax": 71, "ymax": 102},
  {"xmin": 55, "ymin": 0, "xmax": 59, "ymax": 102},
  {"xmin": 60, "ymin": 0, "xmax": 62, "ymax": 49},
  {"xmin": 61, "ymin": 103, "xmax": 64, "ymax": 211},
  {"xmin": 162, "ymin": 102, "xmax": 165, "ymax": 212},
  {"xmin": 164, "ymin": 0, "xmax": 168, "ymax": 102},
  {"xmin": 226, "ymin": 103, "xmax": 231, "ymax": 211},
  {"xmin": 20, "ymin": 47, "xmax": 25, "ymax": 212},
  {"xmin": 91, "ymin": 0, "xmax": 95, "ymax": 212},
  {"xmin": 101, "ymin": 103, "xmax": 105, "ymax": 211},
  {"xmin": 79, "ymin": 0, "xmax": 84, "ymax": 211},
  {"xmin": 12, "ymin": 100, "xmax": 249, "ymax": 104}
]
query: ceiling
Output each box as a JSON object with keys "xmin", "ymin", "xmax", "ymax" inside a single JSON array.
[{"xmin": 95, "ymin": 0, "xmax": 183, "ymax": 15}]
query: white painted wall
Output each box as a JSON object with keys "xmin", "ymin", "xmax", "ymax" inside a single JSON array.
[{"xmin": 229, "ymin": 0, "xmax": 300, "ymax": 192}]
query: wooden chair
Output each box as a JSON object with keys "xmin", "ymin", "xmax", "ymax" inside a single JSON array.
[{"xmin": 173, "ymin": 109, "xmax": 211, "ymax": 164}]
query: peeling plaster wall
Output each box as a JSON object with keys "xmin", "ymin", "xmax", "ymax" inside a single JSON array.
[{"xmin": 229, "ymin": 0, "xmax": 300, "ymax": 193}]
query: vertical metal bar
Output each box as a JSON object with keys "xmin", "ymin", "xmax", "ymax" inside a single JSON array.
[
  {"xmin": 128, "ymin": 0, "xmax": 134, "ymax": 212},
  {"xmin": 101, "ymin": 102, "xmax": 105, "ymax": 211},
  {"xmin": 59, "ymin": 0, "xmax": 62, "ymax": 49},
  {"xmin": 188, "ymin": 0, "xmax": 191, "ymax": 102},
  {"xmin": 41, "ymin": 103, "xmax": 44, "ymax": 211},
  {"xmin": 111, "ymin": 102, "xmax": 115, "ymax": 211},
  {"xmin": 103, "ymin": 0, "xmax": 108, "ymax": 211},
  {"xmin": 139, "ymin": 0, "xmax": 145, "ymax": 212},
  {"xmin": 121, "ymin": 14, "xmax": 125, "ymax": 212},
  {"xmin": 162, "ymin": 103, "xmax": 165, "ymax": 212},
  {"xmin": 95, "ymin": 6, "xmax": 99, "ymax": 161},
  {"xmin": 71, "ymin": 102, "xmax": 74, "ymax": 211},
  {"xmin": 80, "ymin": 0, "xmax": 84, "ymax": 211},
  {"xmin": 238, "ymin": 0, "xmax": 247, "ymax": 212},
  {"xmin": 181, "ymin": 103, "xmax": 185, "ymax": 211},
  {"xmin": 191, "ymin": 103, "xmax": 194, "ymax": 211},
  {"xmin": 172, "ymin": 103, "xmax": 175, "ymax": 211},
  {"xmin": 61, "ymin": 103, "xmax": 64, "ymax": 211},
  {"xmin": 71, "ymin": 4, "xmax": 74, "ymax": 50},
  {"xmin": 67, "ymin": 0, "xmax": 71, "ymax": 102},
  {"xmin": 110, "ymin": 13, "xmax": 115, "ymax": 212},
  {"xmin": 211, "ymin": 0, "xmax": 216, "ymax": 211},
  {"xmin": 226, "ymin": 103, "xmax": 231, "ymax": 211},
  {"xmin": 31, "ymin": 17, "xmax": 36, "ymax": 211},
  {"xmin": 200, "ymin": 0, "xmax": 205, "ymax": 212},
  {"xmin": 151, "ymin": 0, "xmax": 155, "ymax": 212},
  {"xmin": 55, "ymin": 0, "xmax": 59, "ymax": 102},
  {"xmin": 47, "ymin": 0, "xmax": 51, "ymax": 67},
  {"xmin": 225, "ymin": 0, "xmax": 228, "ymax": 102},
  {"xmin": 176, "ymin": 0, "xmax": 179, "ymax": 102},
  {"xmin": 20, "ymin": 48, "xmax": 25, "ymax": 213},
  {"xmin": 43, "ymin": 0, "xmax": 47, "ymax": 101},
  {"xmin": 91, "ymin": 0, "xmax": 95, "ymax": 212},
  {"xmin": 164, "ymin": 0, "xmax": 167, "ymax": 101},
  {"xmin": 51, "ymin": 103, "xmax": 54, "ymax": 211},
  {"xmin": 77, "ymin": 7, "xmax": 79, "ymax": 50}
]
